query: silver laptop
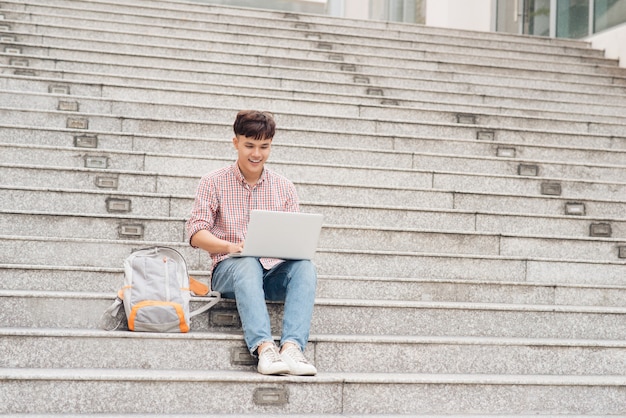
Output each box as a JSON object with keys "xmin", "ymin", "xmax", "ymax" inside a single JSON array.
[{"xmin": 229, "ymin": 210, "xmax": 323, "ymax": 260}]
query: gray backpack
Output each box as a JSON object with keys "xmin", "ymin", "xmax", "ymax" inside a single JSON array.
[{"xmin": 102, "ymin": 246, "xmax": 220, "ymax": 332}]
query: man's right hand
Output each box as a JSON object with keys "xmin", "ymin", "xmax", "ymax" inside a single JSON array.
[{"xmin": 228, "ymin": 241, "xmax": 244, "ymax": 254}]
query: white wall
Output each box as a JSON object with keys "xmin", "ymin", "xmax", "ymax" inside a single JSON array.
[
  {"xmin": 343, "ymin": 0, "xmax": 369, "ymax": 20},
  {"xmin": 587, "ymin": 23, "xmax": 626, "ymax": 68},
  {"xmin": 426, "ymin": 0, "xmax": 492, "ymax": 32}
]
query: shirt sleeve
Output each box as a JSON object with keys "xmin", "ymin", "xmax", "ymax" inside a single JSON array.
[
  {"xmin": 284, "ymin": 180, "xmax": 300, "ymax": 213},
  {"xmin": 185, "ymin": 174, "xmax": 218, "ymax": 246}
]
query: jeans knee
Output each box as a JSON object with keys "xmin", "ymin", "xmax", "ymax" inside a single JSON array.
[
  {"xmin": 213, "ymin": 257, "xmax": 263, "ymax": 295},
  {"xmin": 232, "ymin": 258, "xmax": 263, "ymax": 284},
  {"xmin": 292, "ymin": 260, "xmax": 317, "ymax": 286}
]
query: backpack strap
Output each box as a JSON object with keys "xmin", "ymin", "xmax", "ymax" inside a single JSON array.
[
  {"xmin": 99, "ymin": 295, "xmax": 125, "ymax": 331},
  {"xmin": 190, "ymin": 291, "xmax": 222, "ymax": 318},
  {"xmin": 188, "ymin": 276, "xmax": 221, "ymax": 317}
]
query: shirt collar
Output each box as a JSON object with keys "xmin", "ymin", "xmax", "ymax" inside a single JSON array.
[{"xmin": 232, "ymin": 162, "xmax": 267, "ymax": 186}]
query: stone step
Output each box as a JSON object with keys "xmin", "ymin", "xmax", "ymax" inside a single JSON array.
[
  {"xmin": 318, "ymin": 249, "xmax": 625, "ymax": 284},
  {"xmin": 1, "ymin": 5, "xmax": 613, "ymax": 89},
  {"xmin": 1, "ymin": 211, "xmax": 623, "ymax": 262},
  {"xmin": 3, "ymin": 328, "xmax": 626, "ymax": 376},
  {"xmin": 3, "ymin": 263, "xmax": 626, "ymax": 307},
  {"xmin": 3, "ymin": 152, "xmax": 624, "ymax": 203},
  {"xmin": 2, "ymin": 167, "xmax": 625, "ymax": 220},
  {"xmin": 4, "ymin": 12, "xmax": 613, "ymax": 72},
  {"xmin": 2, "ymin": 0, "xmax": 607, "ymax": 60},
  {"xmin": 8, "ymin": 30, "xmax": 615, "ymax": 83},
  {"xmin": 3, "ymin": 39, "xmax": 625, "ymax": 109},
  {"xmin": 306, "ymin": 204, "xmax": 626, "ymax": 239},
  {"xmin": 0, "ymin": 184, "xmax": 190, "ymax": 218},
  {"xmin": 0, "ymin": 143, "xmax": 433, "ymax": 190},
  {"xmin": 2, "ymin": 103, "xmax": 624, "ymax": 151},
  {"xmin": 0, "ymin": 186, "xmax": 626, "ymax": 242},
  {"xmin": 3, "ymin": 39, "xmax": 622, "ymax": 107},
  {"xmin": 3, "ymin": 191, "xmax": 625, "ymax": 240},
  {"xmin": 2, "ymin": 141, "xmax": 624, "ymax": 186},
  {"xmin": 1, "ymin": 366, "xmax": 624, "ymax": 415},
  {"xmin": 3, "ymin": 34, "xmax": 621, "ymax": 103},
  {"xmin": 315, "ymin": 275, "xmax": 626, "ymax": 307},
  {"xmin": 1, "ymin": 235, "xmax": 624, "ymax": 283},
  {"xmin": 7, "ymin": 0, "xmax": 593, "ymax": 50},
  {"xmin": 6, "ymin": 4, "xmax": 616, "ymax": 74},
  {"xmin": 5, "ymin": 63, "xmax": 626, "ymax": 122},
  {"xmin": 4, "ymin": 66, "xmax": 626, "ymax": 120},
  {"xmin": 4, "ymin": 104, "xmax": 621, "ymax": 152},
  {"xmin": 5, "ymin": 13, "xmax": 616, "ymax": 94},
  {"xmin": 3, "ymin": 78, "xmax": 626, "ymax": 132},
  {"xmin": 3, "ymin": 123, "xmax": 625, "ymax": 168},
  {"xmin": 3, "ymin": 71, "xmax": 626, "ymax": 135},
  {"xmin": 2, "ymin": 290, "xmax": 626, "ymax": 340}
]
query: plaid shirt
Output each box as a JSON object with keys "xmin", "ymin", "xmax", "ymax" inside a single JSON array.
[{"xmin": 186, "ymin": 162, "xmax": 299, "ymax": 273}]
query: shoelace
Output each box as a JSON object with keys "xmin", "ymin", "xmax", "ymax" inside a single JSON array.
[
  {"xmin": 284, "ymin": 346, "xmax": 309, "ymax": 363},
  {"xmin": 263, "ymin": 346, "xmax": 283, "ymax": 362}
]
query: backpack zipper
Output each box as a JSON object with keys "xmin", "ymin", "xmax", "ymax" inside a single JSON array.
[{"xmin": 164, "ymin": 255, "xmax": 171, "ymax": 301}]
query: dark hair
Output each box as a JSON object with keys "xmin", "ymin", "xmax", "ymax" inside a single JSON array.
[{"xmin": 233, "ymin": 110, "xmax": 276, "ymax": 140}]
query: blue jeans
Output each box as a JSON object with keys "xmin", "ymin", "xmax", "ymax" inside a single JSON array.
[{"xmin": 211, "ymin": 257, "xmax": 317, "ymax": 355}]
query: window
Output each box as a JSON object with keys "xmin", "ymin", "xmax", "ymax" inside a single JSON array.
[
  {"xmin": 524, "ymin": 0, "xmax": 551, "ymax": 36},
  {"xmin": 594, "ymin": 0, "xmax": 626, "ymax": 32},
  {"xmin": 557, "ymin": 0, "xmax": 590, "ymax": 38}
]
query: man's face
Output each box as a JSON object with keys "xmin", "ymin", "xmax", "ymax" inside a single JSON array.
[{"xmin": 233, "ymin": 135, "xmax": 272, "ymax": 181}]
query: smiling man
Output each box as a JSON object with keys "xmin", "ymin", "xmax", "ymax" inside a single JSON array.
[{"xmin": 186, "ymin": 110, "xmax": 318, "ymax": 376}]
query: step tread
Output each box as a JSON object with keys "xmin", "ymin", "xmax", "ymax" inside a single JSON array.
[
  {"xmin": 3, "ymin": 139, "xmax": 625, "ymax": 172},
  {"xmin": 3, "ymin": 207, "xmax": 626, "ymax": 244},
  {"xmin": 3, "ymin": 104, "xmax": 625, "ymax": 143},
  {"xmin": 2, "ymin": 233, "xmax": 625, "ymax": 265},
  {"xmin": 3, "ymin": 123, "xmax": 625, "ymax": 167},
  {"xmin": 3, "ymin": 203, "xmax": 626, "ymax": 225},
  {"xmin": 5, "ymin": 327, "xmax": 626, "ymax": 347},
  {"xmin": 2, "ymin": 366, "xmax": 625, "ymax": 385},
  {"xmin": 2, "ymin": 158, "xmax": 625, "ymax": 195},
  {"xmin": 3, "ymin": 39, "xmax": 624, "ymax": 102},
  {"xmin": 4, "ymin": 289, "xmax": 626, "ymax": 314},
  {"xmin": 3, "ymin": 263, "xmax": 625, "ymax": 290}
]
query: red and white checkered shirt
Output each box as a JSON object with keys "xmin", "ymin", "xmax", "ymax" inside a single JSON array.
[{"xmin": 186, "ymin": 162, "xmax": 299, "ymax": 273}]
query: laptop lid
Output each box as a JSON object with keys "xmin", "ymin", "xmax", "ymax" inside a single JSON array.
[{"xmin": 230, "ymin": 210, "xmax": 323, "ymax": 260}]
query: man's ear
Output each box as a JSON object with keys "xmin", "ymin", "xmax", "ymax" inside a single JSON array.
[{"xmin": 232, "ymin": 136, "xmax": 238, "ymax": 148}]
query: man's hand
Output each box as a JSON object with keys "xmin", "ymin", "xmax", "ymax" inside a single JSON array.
[
  {"xmin": 191, "ymin": 230, "xmax": 244, "ymax": 255},
  {"xmin": 228, "ymin": 241, "xmax": 244, "ymax": 254}
]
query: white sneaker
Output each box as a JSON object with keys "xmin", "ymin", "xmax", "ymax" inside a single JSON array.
[
  {"xmin": 257, "ymin": 344, "xmax": 290, "ymax": 375},
  {"xmin": 281, "ymin": 345, "xmax": 317, "ymax": 376}
]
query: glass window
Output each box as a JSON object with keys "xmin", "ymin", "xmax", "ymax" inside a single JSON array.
[
  {"xmin": 369, "ymin": 0, "xmax": 423, "ymax": 23},
  {"xmin": 556, "ymin": 0, "xmax": 590, "ymax": 38},
  {"xmin": 524, "ymin": 0, "xmax": 551, "ymax": 36},
  {"xmin": 496, "ymin": 0, "xmax": 521, "ymax": 34},
  {"xmin": 594, "ymin": 0, "xmax": 626, "ymax": 32}
]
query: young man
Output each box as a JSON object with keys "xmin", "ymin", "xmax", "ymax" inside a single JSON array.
[{"xmin": 186, "ymin": 110, "xmax": 318, "ymax": 376}]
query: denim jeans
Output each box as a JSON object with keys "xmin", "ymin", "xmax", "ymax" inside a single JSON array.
[{"xmin": 211, "ymin": 257, "xmax": 317, "ymax": 355}]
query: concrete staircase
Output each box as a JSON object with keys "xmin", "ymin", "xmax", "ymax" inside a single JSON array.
[{"xmin": 1, "ymin": 0, "xmax": 625, "ymax": 415}]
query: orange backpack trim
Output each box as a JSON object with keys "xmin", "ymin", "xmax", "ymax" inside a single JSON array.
[
  {"xmin": 189, "ymin": 276, "xmax": 209, "ymax": 296},
  {"xmin": 128, "ymin": 300, "xmax": 189, "ymax": 333}
]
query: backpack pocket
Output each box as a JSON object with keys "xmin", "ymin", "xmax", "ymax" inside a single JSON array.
[{"xmin": 129, "ymin": 300, "xmax": 189, "ymax": 333}]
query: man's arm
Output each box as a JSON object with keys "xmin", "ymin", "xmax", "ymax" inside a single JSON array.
[{"xmin": 190, "ymin": 229, "xmax": 243, "ymax": 255}]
